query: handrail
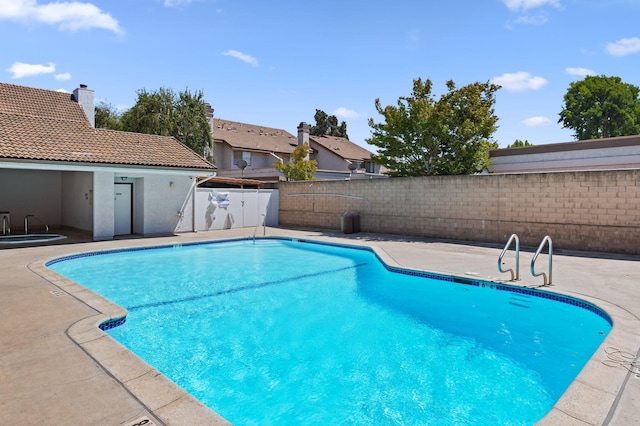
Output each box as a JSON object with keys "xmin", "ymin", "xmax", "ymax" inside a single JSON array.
[
  {"xmin": 531, "ymin": 236, "xmax": 553, "ymax": 286},
  {"xmin": 1, "ymin": 215, "xmax": 9, "ymax": 235},
  {"xmin": 498, "ymin": 234, "xmax": 520, "ymax": 281},
  {"xmin": 24, "ymin": 214, "xmax": 49, "ymax": 234},
  {"xmin": 252, "ymin": 214, "xmax": 266, "ymax": 244}
]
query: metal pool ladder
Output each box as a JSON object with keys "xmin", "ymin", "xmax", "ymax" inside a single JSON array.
[
  {"xmin": 252, "ymin": 213, "xmax": 266, "ymax": 244},
  {"xmin": 531, "ymin": 236, "xmax": 553, "ymax": 286},
  {"xmin": 498, "ymin": 233, "xmax": 520, "ymax": 281},
  {"xmin": 24, "ymin": 214, "xmax": 49, "ymax": 234}
]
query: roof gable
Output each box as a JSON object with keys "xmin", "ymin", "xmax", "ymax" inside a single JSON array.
[{"xmin": 0, "ymin": 82, "xmax": 215, "ymax": 170}]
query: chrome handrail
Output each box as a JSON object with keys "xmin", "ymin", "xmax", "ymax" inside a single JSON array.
[
  {"xmin": 531, "ymin": 236, "xmax": 553, "ymax": 286},
  {"xmin": 498, "ymin": 234, "xmax": 520, "ymax": 281},
  {"xmin": 1, "ymin": 214, "xmax": 9, "ymax": 235},
  {"xmin": 24, "ymin": 214, "xmax": 49, "ymax": 234},
  {"xmin": 252, "ymin": 214, "xmax": 266, "ymax": 244}
]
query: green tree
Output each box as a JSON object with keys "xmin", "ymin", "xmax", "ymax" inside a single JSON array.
[
  {"xmin": 95, "ymin": 101, "xmax": 122, "ymax": 130},
  {"xmin": 274, "ymin": 144, "xmax": 317, "ymax": 181},
  {"xmin": 121, "ymin": 87, "xmax": 176, "ymax": 136},
  {"xmin": 506, "ymin": 139, "xmax": 532, "ymax": 148},
  {"xmin": 310, "ymin": 109, "xmax": 349, "ymax": 138},
  {"xmin": 174, "ymin": 89, "xmax": 212, "ymax": 156},
  {"xmin": 367, "ymin": 78, "xmax": 500, "ymax": 176},
  {"xmin": 120, "ymin": 87, "xmax": 212, "ymax": 158},
  {"xmin": 559, "ymin": 75, "xmax": 640, "ymax": 140}
]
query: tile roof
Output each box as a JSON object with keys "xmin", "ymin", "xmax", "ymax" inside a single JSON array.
[
  {"xmin": 310, "ymin": 135, "xmax": 374, "ymax": 161},
  {"xmin": 197, "ymin": 175, "xmax": 266, "ymax": 188},
  {"xmin": 213, "ymin": 118, "xmax": 297, "ymax": 154},
  {"xmin": 0, "ymin": 82, "xmax": 215, "ymax": 170}
]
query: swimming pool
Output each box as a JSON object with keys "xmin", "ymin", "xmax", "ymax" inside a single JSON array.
[{"xmin": 48, "ymin": 238, "xmax": 611, "ymax": 425}]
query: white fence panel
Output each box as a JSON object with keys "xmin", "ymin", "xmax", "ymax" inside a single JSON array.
[{"xmin": 194, "ymin": 188, "xmax": 278, "ymax": 231}]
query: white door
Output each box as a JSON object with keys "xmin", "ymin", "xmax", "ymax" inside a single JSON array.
[{"xmin": 114, "ymin": 183, "xmax": 132, "ymax": 235}]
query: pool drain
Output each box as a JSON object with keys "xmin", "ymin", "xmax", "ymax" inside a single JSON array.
[{"xmin": 125, "ymin": 416, "xmax": 156, "ymax": 426}]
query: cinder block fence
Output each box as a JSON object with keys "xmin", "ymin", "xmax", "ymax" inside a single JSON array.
[{"xmin": 278, "ymin": 170, "xmax": 640, "ymax": 255}]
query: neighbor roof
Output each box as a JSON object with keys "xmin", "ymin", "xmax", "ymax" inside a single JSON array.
[
  {"xmin": 0, "ymin": 82, "xmax": 215, "ymax": 170},
  {"xmin": 310, "ymin": 135, "xmax": 374, "ymax": 161},
  {"xmin": 213, "ymin": 118, "xmax": 297, "ymax": 155}
]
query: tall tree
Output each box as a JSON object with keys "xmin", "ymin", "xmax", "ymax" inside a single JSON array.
[
  {"xmin": 559, "ymin": 75, "xmax": 640, "ymax": 140},
  {"xmin": 367, "ymin": 78, "xmax": 500, "ymax": 176},
  {"xmin": 310, "ymin": 109, "xmax": 349, "ymax": 139},
  {"xmin": 95, "ymin": 101, "xmax": 122, "ymax": 130},
  {"xmin": 174, "ymin": 89, "xmax": 212, "ymax": 156},
  {"xmin": 274, "ymin": 144, "xmax": 317, "ymax": 181},
  {"xmin": 121, "ymin": 87, "xmax": 176, "ymax": 136},
  {"xmin": 120, "ymin": 87, "xmax": 212, "ymax": 158}
]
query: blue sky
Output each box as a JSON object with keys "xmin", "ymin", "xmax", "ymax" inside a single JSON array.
[{"xmin": 2, "ymin": 0, "xmax": 640, "ymax": 151}]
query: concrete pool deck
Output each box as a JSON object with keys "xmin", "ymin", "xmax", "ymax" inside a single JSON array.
[{"xmin": 1, "ymin": 227, "xmax": 639, "ymax": 425}]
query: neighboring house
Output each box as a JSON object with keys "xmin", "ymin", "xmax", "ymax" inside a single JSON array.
[
  {"xmin": 212, "ymin": 119, "xmax": 386, "ymax": 181},
  {"xmin": 489, "ymin": 135, "xmax": 640, "ymax": 173},
  {"xmin": 0, "ymin": 82, "xmax": 216, "ymax": 240},
  {"xmin": 212, "ymin": 118, "xmax": 296, "ymax": 182},
  {"xmin": 307, "ymin": 131, "xmax": 384, "ymax": 180}
]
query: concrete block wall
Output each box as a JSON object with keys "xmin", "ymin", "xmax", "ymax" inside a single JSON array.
[{"xmin": 278, "ymin": 170, "xmax": 640, "ymax": 254}]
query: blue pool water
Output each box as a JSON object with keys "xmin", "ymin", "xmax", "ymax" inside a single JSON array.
[{"xmin": 48, "ymin": 238, "xmax": 611, "ymax": 425}]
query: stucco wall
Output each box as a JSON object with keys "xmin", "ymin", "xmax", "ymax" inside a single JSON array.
[
  {"xmin": 278, "ymin": 170, "xmax": 640, "ymax": 254},
  {"xmin": 93, "ymin": 171, "xmax": 114, "ymax": 240},
  {"xmin": 312, "ymin": 145, "xmax": 350, "ymax": 172},
  {"xmin": 140, "ymin": 174, "xmax": 193, "ymax": 235},
  {"xmin": 61, "ymin": 171, "xmax": 93, "ymax": 231},
  {"xmin": 0, "ymin": 169, "xmax": 62, "ymax": 232}
]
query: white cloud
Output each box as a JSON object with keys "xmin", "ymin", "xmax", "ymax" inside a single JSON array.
[
  {"xmin": 55, "ymin": 88, "xmax": 70, "ymax": 93},
  {"xmin": 164, "ymin": 0, "xmax": 194, "ymax": 7},
  {"xmin": 565, "ymin": 67, "xmax": 595, "ymax": 77},
  {"xmin": 54, "ymin": 72, "xmax": 71, "ymax": 80},
  {"xmin": 334, "ymin": 107, "xmax": 360, "ymax": 119},
  {"xmin": 514, "ymin": 13, "xmax": 549, "ymax": 25},
  {"xmin": 6, "ymin": 61, "xmax": 55, "ymax": 78},
  {"xmin": 502, "ymin": 0, "xmax": 560, "ymax": 11},
  {"xmin": 221, "ymin": 50, "xmax": 259, "ymax": 67},
  {"xmin": 606, "ymin": 37, "xmax": 640, "ymax": 56},
  {"xmin": 0, "ymin": 0, "xmax": 122, "ymax": 34},
  {"xmin": 491, "ymin": 71, "xmax": 548, "ymax": 92},
  {"xmin": 407, "ymin": 29, "xmax": 420, "ymax": 46},
  {"xmin": 523, "ymin": 116, "xmax": 552, "ymax": 127}
]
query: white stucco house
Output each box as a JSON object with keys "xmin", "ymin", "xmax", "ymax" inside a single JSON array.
[{"xmin": 0, "ymin": 82, "xmax": 216, "ymax": 240}]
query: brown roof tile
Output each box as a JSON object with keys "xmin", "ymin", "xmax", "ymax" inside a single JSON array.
[
  {"xmin": 0, "ymin": 83, "xmax": 88, "ymax": 123},
  {"xmin": 0, "ymin": 82, "xmax": 215, "ymax": 170},
  {"xmin": 310, "ymin": 135, "xmax": 374, "ymax": 161},
  {"xmin": 213, "ymin": 118, "xmax": 297, "ymax": 154}
]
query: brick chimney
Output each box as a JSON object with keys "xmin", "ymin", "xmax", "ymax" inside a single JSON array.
[
  {"xmin": 297, "ymin": 122, "xmax": 310, "ymax": 146},
  {"xmin": 205, "ymin": 103, "xmax": 215, "ymax": 161},
  {"xmin": 73, "ymin": 84, "xmax": 95, "ymax": 128}
]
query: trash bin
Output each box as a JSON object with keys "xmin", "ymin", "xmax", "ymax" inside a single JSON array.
[
  {"xmin": 351, "ymin": 212, "xmax": 360, "ymax": 233},
  {"xmin": 341, "ymin": 212, "xmax": 353, "ymax": 234}
]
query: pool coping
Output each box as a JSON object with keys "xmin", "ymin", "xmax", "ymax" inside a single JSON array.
[{"xmin": 26, "ymin": 234, "xmax": 640, "ymax": 425}]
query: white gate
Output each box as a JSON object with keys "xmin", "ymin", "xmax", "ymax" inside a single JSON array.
[{"xmin": 193, "ymin": 188, "xmax": 278, "ymax": 231}]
